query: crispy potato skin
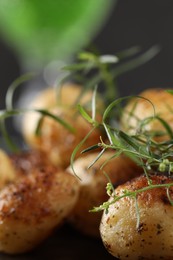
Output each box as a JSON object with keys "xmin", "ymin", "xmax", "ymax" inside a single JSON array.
[
  {"xmin": 0, "ymin": 166, "xmax": 79, "ymax": 254},
  {"xmin": 100, "ymin": 175, "xmax": 173, "ymax": 260},
  {"xmin": 121, "ymin": 88, "xmax": 173, "ymax": 142},
  {"xmin": 67, "ymin": 152, "xmax": 142, "ymax": 237}
]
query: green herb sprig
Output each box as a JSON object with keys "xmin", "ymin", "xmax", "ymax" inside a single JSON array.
[
  {"xmin": 63, "ymin": 45, "xmax": 160, "ymax": 106},
  {"xmin": 71, "ymin": 90, "xmax": 173, "ymax": 229}
]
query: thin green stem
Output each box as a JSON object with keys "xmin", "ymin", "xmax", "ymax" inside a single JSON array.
[{"xmin": 92, "ymin": 182, "xmax": 173, "ymax": 212}]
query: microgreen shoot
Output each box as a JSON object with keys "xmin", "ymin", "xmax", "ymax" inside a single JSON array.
[
  {"xmin": 91, "ymin": 182, "xmax": 173, "ymax": 214},
  {"xmin": 2, "ymin": 45, "xmax": 160, "ymax": 152},
  {"xmin": 5, "ymin": 73, "xmax": 36, "ymax": 110},
  {"xmin": 34, "ymin": 109, "xmax": 75, "ymax": 134},
  {"xmin": 166, "ymin": 187, "xmax": 173, "ymax": 206},
  {"xmin": 0, "ymin": 107, "xmax": 75, "ymax": 150},
  {"xmin": 75, "ymin": 90, "xmax": 173, "ymax": 228},
  {"xmin": 63, "ymin": 45, "xmax": 160, "ymax": 106},
  {"xmin": 70, "ymin": 127, "xmax": 98, "ymax": 179},
  {"xmin": 81, "ymin": 144, "xmax": 101, "ymax": 154},
  {"xmin": 115, "ymin": 45, "xmax": 141, "ymax": 60},
  {"xmin": 77, "ymin": 105, "xmax": 94, "ymax": 124},
  {"xmin": 0, "ymin": 118, "xmax": 19, "ymax": 152},
  {"xmin": 134, "ymin": 196, "xmax": 140, "ymax": 230},
  {"xmin": 87, "ymin": 148, "xmax": 106, "ymax": 169},
  {"xmin": 110, "ymin": 45, "xmax": 160, "ymax": 79},
  {"xmin": 91, "ymin": 85, "xmax": 98, "ymax": 121}
]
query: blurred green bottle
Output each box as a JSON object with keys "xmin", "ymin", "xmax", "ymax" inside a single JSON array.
[{"xmin": 0, "ymin": 0, "xmax": 117, "ymax": 69}]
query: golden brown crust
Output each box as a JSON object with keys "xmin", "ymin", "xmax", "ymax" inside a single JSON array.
[
  {"xmin": 117, "ymin": 174, "xmax": 173, "ymax": 206},
  {"xmin": 0, "ymin": 164, "xmax": 80, "ymax": 254},
  {"xmin": 0, "ymin": 167, "xmax": 73, "ymax": 224},
  {"xmin": 9, "ymin": 150, "xmax": 50, "ymax": 176}
]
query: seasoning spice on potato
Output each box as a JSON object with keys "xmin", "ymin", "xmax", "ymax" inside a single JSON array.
[
  {"xmin": 0, "ymin": 164, "xmax": 80, "ymax": 254},
  {"xmin": 100, "ymin": 174, "xmax": 173, "ymax": 260},
  {"xmin": 9, "ymin": 149, "xmax": 50, "ymax": 176},
  {"xmin": 0, "ymin": 147, "xmax": 81, "ymax": 254}
]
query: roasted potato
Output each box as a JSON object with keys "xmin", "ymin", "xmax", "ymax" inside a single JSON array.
[
  {"xmin": 22, "ymin": 83, "xmax": 104, "ymax": 168},
  {"xmin": 100, "ymin": 174, "xmax": 173, "ymax": 259},
  {"xmin": 22, "ymin": 82, "xmax": 101, "ymax": 110},
  {"xmin": 0, "ymin": 165, "xmax": 80, "ymax": 254},
  {"xmin": 121, "ymin": 88, "xmax": 173, "ymax": 142},
  {"xmin": 23, "ymin": 106, "xmax": 102, "ymax": 168},
  {"xmin": 67, "ymin": 151, "xmax": 142, "ymax": 237}
]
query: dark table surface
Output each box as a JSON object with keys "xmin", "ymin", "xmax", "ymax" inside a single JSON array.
[{"xmin": 0, "ymin": 224, "xmax": 116, "ymax": 260}]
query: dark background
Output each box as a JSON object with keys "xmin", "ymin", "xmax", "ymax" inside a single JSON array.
[
  {"xmin": 0, "ymin": 1, "xmax": 172, "ymax": 258},
  {"xmin": 94, "ymin": 0, "xmax": 173, "ymax": 95},
  {"xmin": 0, "ymin": 0, "xmax": 173, "ymax": 108}
]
